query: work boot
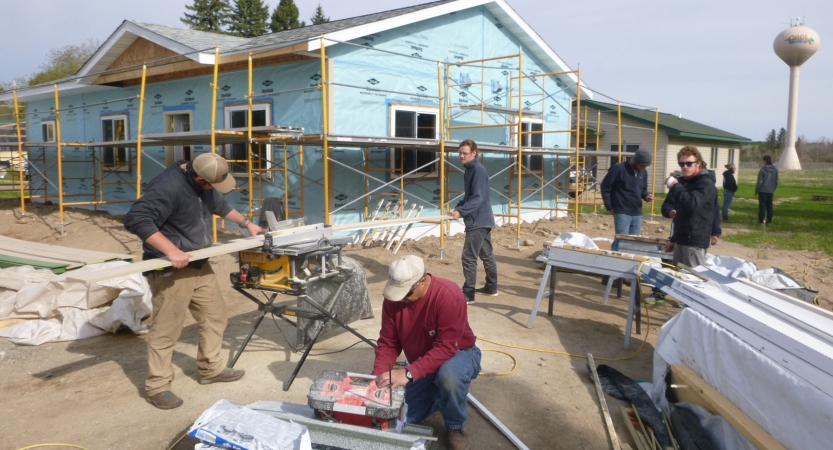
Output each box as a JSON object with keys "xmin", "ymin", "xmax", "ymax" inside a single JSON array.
[
  {"xmin": 200, "ymin": 367, "xmax": 245, "ymax": 385},
  {"xmin": 146, "ymin": 390, "xmax": 183, "ymax": 410},
  {"xmin": 447, "ymin": 428, "xmax": 469, "ymax": 450}
]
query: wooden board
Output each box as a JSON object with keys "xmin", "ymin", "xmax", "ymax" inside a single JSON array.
[
  {"xmin": 614, "ymin": 235, "xmax": 669, "ymax": 245},
  {"xmin": 0, "ymin": 236, "xmax": 131, "ymax": 264},
  {"xmin": 65, "ymin": 217, "xmax": 447, "ymax": 285},
  {"xmin": 588, "ymin": 353, "xmax": 621, "ymax": 450},
  {"xmin": 669, "ymin": 364, "xmax": 786, "ymax": 450},
  {"xmin": 545, "ymin": 242, "xmax": 652, "ymax": 263}
]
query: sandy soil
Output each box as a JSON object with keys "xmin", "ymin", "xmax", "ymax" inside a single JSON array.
[{"xmin": 1, "ymin": 200, "xmax": 830, "ymax": 450}]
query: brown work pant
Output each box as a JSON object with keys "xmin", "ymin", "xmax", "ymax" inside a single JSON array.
[{"xmin": 145, "ymin": 263, "xmax": 227, "ymax": 397}]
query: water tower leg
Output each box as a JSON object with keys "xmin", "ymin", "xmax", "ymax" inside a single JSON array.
[{"xmin": 778, "ymin": 65, "xmax": 803, "ymax": 170}]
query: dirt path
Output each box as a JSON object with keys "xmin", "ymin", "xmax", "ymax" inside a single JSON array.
[{"xmin": 1, "ymin": 200, "xmax": 830, "ymax": 449}]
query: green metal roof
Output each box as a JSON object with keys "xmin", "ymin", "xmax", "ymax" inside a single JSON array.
[{"xmin": 576, "ymin": 100, "xmax": 751, "ymax": 144}]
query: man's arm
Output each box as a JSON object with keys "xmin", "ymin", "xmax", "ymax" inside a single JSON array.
[
  {"xmin": 712, "ymin": 197, "xmax": 722, "ymax": 237},
  {"xmin": 372, "ymin": 301, "xmax": 402, "ymax": 376},
  {"xmin": 661, "ymin": 190, "xmax": 676, "ymax": 219},
  {"xmin": 124, "ymin": 186, "xmax": 192, "ymax": 266},
  {"xmin": 600, "ymin": 165, "xmax": 617, "ymax": 212},
  {"xmin": 641, "ymin": 172, "xmax": 653, "ymax": 202},
  {"xmin": 672, "ymin": 179, "xmax": 715, "ymax": 212},
  {"xmin": 223, "ymin": 209, "xmax": 266, "ymax": 237},
  {"xmin": 455, "ymin": 167, "xmax": 488, "ymax": 217},
  {"xmin": 755, "ymin": 170, "xmax": 763, "ymax": 195}
]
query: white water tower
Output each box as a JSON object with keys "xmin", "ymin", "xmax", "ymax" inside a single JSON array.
[{"xmin": 773, "ymin": 19, "xmax": 821, "ymax": 170}]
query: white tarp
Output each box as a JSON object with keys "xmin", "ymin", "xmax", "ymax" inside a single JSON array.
[
  {"xmin": 0, "ymin": 261, "xmax": 152, "ymax": 345},
  {"xmin": 553, "ymin": 232, "xmax": 599, "ymax": 249},
  {"xmin": 704, "ymin": 254, "xmax": 803, "ymax": 290},
  {"xmin": 650, "ymin": 308, "xmax": 833, "ymax": 450}
]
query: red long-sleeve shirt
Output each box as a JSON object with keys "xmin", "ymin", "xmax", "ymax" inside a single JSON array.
[{"xmin": 372, "ymin": 274, "xmax": 477, "ymax": 381}]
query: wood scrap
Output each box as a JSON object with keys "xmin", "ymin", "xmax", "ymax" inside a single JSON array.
[
  {"xmin": 587, "ymin": 353, "xmax": 621, "ymax": 450},
  {"xmin": 620, "ymin": 406, "xmax": 649, "ymax": 450},
  {"xmin": 669, "ymin": 364, "xmax": 786, "ymax": 450}
]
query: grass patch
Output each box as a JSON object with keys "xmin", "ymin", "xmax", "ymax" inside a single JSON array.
[{"xmin": 723, "ymin": 170, "xmax": 833, "ymax": 255}]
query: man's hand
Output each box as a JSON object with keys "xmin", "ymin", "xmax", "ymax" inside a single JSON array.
[
  {"xmin": 608, "ymin": 209, "xmax": 615, "ymax": 215},
  {"xmin": 664, "ymin": 241, "xmax": 674, "ymax": 253},
  {"xmin": 375, "ymin": 369, "xmax": 410, "ymax": 389},
  {"xmin": 669, "ymin": 210, "xmax": 677, "ymax": 219},
  {"xmin": 451, "ymin": 210, "xmax": 461, "ymax": 220},
  {"xmin": 246, "ymin": 221, "xmax": 266, "ymax": 238},
  {"xmin": 167, "ymin": 248, "xmax": 191, "ymax": 269},
  {"xmin": 645, "ymin": 194, "xmax": 654, "ymax": 202},
  {"xmin": 711, "ymin": 236, "xmax": 719, "ymax": 246}
]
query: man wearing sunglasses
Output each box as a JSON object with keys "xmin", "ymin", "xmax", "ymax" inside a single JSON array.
[
  {"xmin": 124, "ymin": 153, "xmax": 265, "ymax": 409},
  {"xmin": 600, "ymin": 147, "xmax": 654, "ymax": 253},
  {"xmin": 373, "ymin": 255, "xmax": 480, "ymax": 450},
  {"xmin": 661, "ymin": 146, "xmax": 718, "ymax": 267}
]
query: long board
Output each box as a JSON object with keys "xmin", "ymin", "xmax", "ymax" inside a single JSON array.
[{"xmin": 66, "ymin": 216, "xmax": 451, "ymax": 285}]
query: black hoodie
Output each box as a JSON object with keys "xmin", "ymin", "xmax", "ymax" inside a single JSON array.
[{"xmin": 722, "ymin": 169, "xmax": 738, "ymax": 193}]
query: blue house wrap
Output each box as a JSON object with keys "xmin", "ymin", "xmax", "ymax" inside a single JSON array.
[{"xmin": 8, "ymin": 0, "xmax": 588, "ymax": 236}]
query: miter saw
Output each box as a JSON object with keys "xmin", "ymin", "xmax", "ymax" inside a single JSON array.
[{"xmin": 227, "ymin": 217, "xmax": 376, "ymax": 391}]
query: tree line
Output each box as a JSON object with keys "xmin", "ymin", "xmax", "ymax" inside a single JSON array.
[
  {"xmin": 742, "ymin": 128, "xmax": 833, "ymax": 163},
  {"xmin": 182, "ymin": 0, "xmax": 329, "ymax": 37}
]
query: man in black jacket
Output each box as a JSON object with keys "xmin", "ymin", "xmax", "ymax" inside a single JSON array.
[
  {"xmin": 600, "ymin": 148, "xmax": 654, "ymax": 252},
  {"xmin": 451, "ymin": 140, "xmax": 497, "ymax": 305},
  {"xmin": 662, "ymin": 146, "xmax": 717, "ymax": 267},
  {"xmin": 722, "ymin": 163, "xmax": 738, "ymax": 222},
  {"xmin": 124, "ymin": 153, "xmax": 265, "ymax": 409}
]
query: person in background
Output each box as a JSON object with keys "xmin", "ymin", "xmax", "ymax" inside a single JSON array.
[
  {"xmin": 451, "ymin": 139, "xmax": 498, "ymax": 305},
  {"xmin": 662, "ymin": 146, "xmax": 718, "ymax": 267},
  {"xmin": 755, "ymin": 155, "xmax": 779, "ymax": 225},
  {"xmin": 372, "ymin": 255, "xmax": 480, "ymax": 450},
  {"xmin": 600, "ymin": 147, "xmax": 655, "ymax": 252},
  {"xmin": 722, "ymin": 163, "xmax": 738, "ymax": 222}
]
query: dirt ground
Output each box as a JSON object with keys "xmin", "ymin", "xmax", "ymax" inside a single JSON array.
[{"xmin": 1, "ymin": 200, "xmax": 831, "ymax": 450}]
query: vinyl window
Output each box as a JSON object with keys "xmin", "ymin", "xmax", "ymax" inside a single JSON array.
[
  {"xmin": 101, "ymin": 115, "xmax": 130, "ymax": 173},
  {"xmin": 224, "ymin": 103, "xmax": 271, "ymax": 176},
  {"xmin": 390, "ymin": 106, "xmax": 439, "ymax": 177}
]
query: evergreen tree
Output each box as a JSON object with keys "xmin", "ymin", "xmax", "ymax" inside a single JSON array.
[
  {"xmin": 777, "ymin": 127, "xmax": 787, "ymax": 148},
  {"xmin": 228, "ymin": 0, "xmax": 270, "ymax": 37},
  {"xmin": 765, "ymin": 129, "xmax": 777, "ymax": 152},
  {"xmin": 309, "ymin": 4, "xmax": 330, "ymax": 25},
  {"xmin": 181, "ymin": 0, "xmax": 232, "ymax": 33},
  {"xmin": 271, "ymin": 0, "xmax": 305, "ymax": 33}
]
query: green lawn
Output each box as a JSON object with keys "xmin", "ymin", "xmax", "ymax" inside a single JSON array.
[{"xmin": 723, "ymin": 170, "xmax": 833, "ymax": 255}]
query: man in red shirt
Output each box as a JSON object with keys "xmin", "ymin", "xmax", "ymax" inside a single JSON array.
[{"xmin": 373, "ymin": 255, "xmax": 481, "ymax": 450}]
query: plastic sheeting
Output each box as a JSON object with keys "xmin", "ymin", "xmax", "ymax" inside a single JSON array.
[
  {"xmin": 650, "ymin": 308, "xmax": 833, "ymax": 450},
  {"xmin": 552, "ymin": 232, "xmax": 599, "ymax": 249},
  {"xmin": 0, "ymin": 261, "xmax": 152, "ymax": 345},
  {"xmin": 189, "ymin": 399, "xmax": 311, "ymax": 450}
]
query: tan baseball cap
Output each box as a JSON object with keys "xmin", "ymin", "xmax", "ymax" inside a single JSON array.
[
  {"xmin": 192, "ymin": 153, "xmax": 236, "ymax": 194},
  {"xmin": 382, "ymin": 255, "xmax": 425, "ymax": 301}
]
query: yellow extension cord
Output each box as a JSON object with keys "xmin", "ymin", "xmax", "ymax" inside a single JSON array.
[{"xmin": 478, "ymin": 261, "xmax": 658, "ymax": 377}]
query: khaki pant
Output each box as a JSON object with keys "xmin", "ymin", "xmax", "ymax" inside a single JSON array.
[{"xmin": 145, "ymin": 263, "xmax": 227, "ymax": 396}]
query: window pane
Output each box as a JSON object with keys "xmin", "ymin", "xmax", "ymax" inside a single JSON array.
[
  {"xmin": 394, "ymin": 111, "xmax": 416, "ymax": 138},
  {"xmin": 531, "ymin": 123, "xmax": 543, "ymax": 148},
  {"xmin": 415, "ymin": 150, "xmax": 434, "ymax": 172},
  {"xmin": 252, "ymin": 110, "xmax": 267, "ymax": 127},
  {"xmin": 230, "ymin": 143, "xmax": 247, "ymax": 172},
  {"xmin": 103, "ymin": 120, "xmax": 114, "ymax": 141},
  {"xmin": 102, "ymin": 148, "xmax": 115, "ymax": 165},
  {"xmin": 416, "ymin": 113, "xmax": 436, "ymax": 139},
  {"xmin": 114, "ymin": 119, "xmax": 126, "ymax": 141},
  {"xmin": 529, "ymin": 155, "xmax": 544, "ymax": 171},
  {"xmin": 117, "ymin": 148, "xmax": 128, "ymax": 165},
  {"xmin": 521, "ymin": 122, "xmax": 530, "ymax": 147},
  {"xmin": 230, "ymin": 110, "xmax": 247, "ymax": 128}
]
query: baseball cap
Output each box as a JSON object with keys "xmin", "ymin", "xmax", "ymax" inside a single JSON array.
[
  {"xmin": 382, "ymin": 255, "xmax": 425, "ymax": 301},
  {"xmin": 192, "ymin": 153, "xmax": 236, "ymax": 194}
]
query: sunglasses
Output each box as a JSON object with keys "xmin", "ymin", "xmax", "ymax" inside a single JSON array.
[
  {"xmin": 405, "ymin": 275, "xmax": 425, "ymax": 298},
  {"xmin": 678, "ymin": 161, "xmax": 697, "ymax": 167}
]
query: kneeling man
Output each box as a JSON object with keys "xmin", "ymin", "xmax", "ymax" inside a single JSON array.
[{"xmin": 373, "ymin": 255, "xmax": 481, "ymax": 450}]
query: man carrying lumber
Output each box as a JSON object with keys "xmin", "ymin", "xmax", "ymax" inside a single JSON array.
[
  {"xmin": 124, "ymin": 153, "xmax": 265, "ymax": 409},
  {"xmin": 451, "ymin": 139, "xmax": 498, "ymax": 304},
  {"xmin": 373, "ymin": 255, "xmax": 481, "ymax": 450},
  {"xmin": 662, "ymin": 146, "xmax": 718, "ymax": 267}
]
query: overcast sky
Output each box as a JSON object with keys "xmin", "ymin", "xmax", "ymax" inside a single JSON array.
[{"xmin": 2, "ymin": 0, "xmax": 830, "ymax": 141}]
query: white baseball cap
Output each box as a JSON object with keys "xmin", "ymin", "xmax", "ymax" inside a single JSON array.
[
  {"xmin": 383, "ymin": 255, "xmax": 425, "ymax": 301},
  {"xmin": 192, "ymin": 153, "xmax": 236, "ymax": 194}
]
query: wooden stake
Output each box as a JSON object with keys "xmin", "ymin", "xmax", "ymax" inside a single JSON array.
[{"xmin": 588, "ymin": 353, "xmax": 621, "ymax": 450}]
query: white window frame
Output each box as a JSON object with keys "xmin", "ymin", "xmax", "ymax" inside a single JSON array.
[
  {"xmin": 518, "ymin": 118, "xmax": 544, "ymax": 170},
  {"xmin": 710, "ymin": 147, "xmax": 719, "ymax": 169},
  {"xmin": 224, "ymin": 103, "xmax": 272, "ymax": 177},
  {"xmin": 41, "ymin": 120, "xmax": 56, "ymax": 143},
  {"xmin": 101, "ymin": 114, "xmax": 130, "ymax": 173},
  {"xmin": 389, "ymin": 105, "xmax": 440, "ymax": 179}
]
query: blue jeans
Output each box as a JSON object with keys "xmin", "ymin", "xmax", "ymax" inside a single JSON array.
[
  {"xmin": 405, "ymin": 346, "xmax": 481, "ymax": 430},
  {"xmin": 611, "ymin": 214, "xmax": 642, "ymax": 251},
  {"xmin": 722, "ymin": 190, "xmax": 735, "ymax": 221}
]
